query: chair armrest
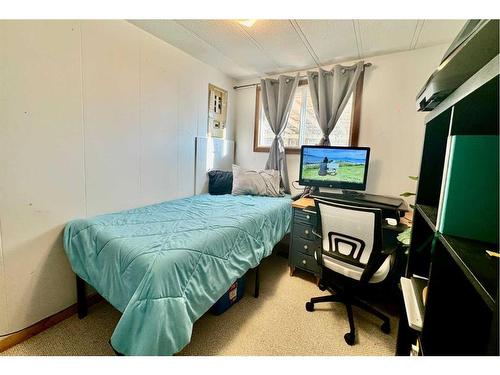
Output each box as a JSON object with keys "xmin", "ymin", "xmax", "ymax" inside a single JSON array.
[
  {"xmin": 381, "ymin": 245, "xmax": 398, "ymax": 256},
  {"xmin": 311, "ymin": 229, "xmax": 322, "ymax": 239},
  {"xmin": 360, "ymin": 243, "xmax": 401, "ymax": 283}
]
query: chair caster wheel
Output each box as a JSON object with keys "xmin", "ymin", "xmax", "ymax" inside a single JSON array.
[
  {"xmin": 318, "ymin": 283, "xmax": 326, "ymax": 291},
  {"xmin": 381, "ymin": 321, "xmax": 391, "ymax": 334},
  {"xmin": 305, "ymin": 302, "xmax": 315, "ymax": 312},
  {"xmin": 344, "ymin": 332, "xmax": 355, "ymax": 346}
]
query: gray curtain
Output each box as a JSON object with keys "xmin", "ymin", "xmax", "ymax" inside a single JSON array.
[
  {"xmin": 261, "ymin": 74, "xmax": 299, "ymax": 193},
  {"xmin": 307, "ymin": 61, "xmax": 364, "ymax": 145}
]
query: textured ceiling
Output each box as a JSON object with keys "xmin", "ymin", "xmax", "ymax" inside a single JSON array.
[{"xmin": 129, "ymin": 19, "xmax": 466, "ymax": 80}]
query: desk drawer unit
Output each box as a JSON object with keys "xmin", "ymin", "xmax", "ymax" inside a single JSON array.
[
  {"xmin": 291, "ymin": 251, "xmax": 320, "ymax": 275},
  {"xmin": 294, "ymin": 208, "xmax": 316, "ymax": 225},
  {"xmin": 293, "ymin": 235, "xmax": 317, "ymax": 257},
  {"xmin": 294, "ymin": 222, "xmax": 317, "ymax": 241},
  {"xmin": 289, "ymin": 207, "xmax": 321, "ymax": 278}
]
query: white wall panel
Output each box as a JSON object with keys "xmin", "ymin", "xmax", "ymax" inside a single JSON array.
[
  {"xmin": 139, "ymin": 31, "xmax": 181, "ymax": 204},
  {"xmin": 356, "ymin": 45, "xmax": 448, "ymax": 198},
  {"xmin": 0, "ymin": 21, "xmax": 7, "ymax": 335},
  {"xmin": 0, "ymin": 21, "xmax": 85, "ymax": 333},
  {"xmin": 172, "ymin": 56, "xmax": 237, "ymax": 198},
  {"xmin": 176, "ymin": 57, "xmax": 201, "ymax": 197},
  {"xmin": 0, "ymin": 20, "xmax": 235, "ymax": 336},
  {"xmin": 195, "ymin": 66, "xmax": 235, "ymax": 143},
  {"xmin": 81, "ymin": 21, "xmax": 142, "ymax": 216}
]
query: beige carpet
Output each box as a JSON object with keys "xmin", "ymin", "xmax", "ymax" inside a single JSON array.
[{"xmin": 1, "ymin": 252, "xmax": 398, "ymax": 356}]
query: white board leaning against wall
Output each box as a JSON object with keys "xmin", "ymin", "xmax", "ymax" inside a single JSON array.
[{"xmin": 194, "ymin": 137, "xmax": 235, "ymax": 195}]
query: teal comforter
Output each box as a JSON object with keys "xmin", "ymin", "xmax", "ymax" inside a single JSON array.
[{"xmin": 63, "ymin": 194, "xmax": 291, "ymax": 355}]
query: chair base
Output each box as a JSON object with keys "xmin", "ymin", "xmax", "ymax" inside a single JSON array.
[{"xmin": 306, "ymin": 288, "xmax": 391, "ymax": 346}]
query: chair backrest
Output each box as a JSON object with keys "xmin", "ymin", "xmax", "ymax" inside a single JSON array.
[{"xmin": 314, "ymin": 199, "xmax": 383, "ymax": 270}]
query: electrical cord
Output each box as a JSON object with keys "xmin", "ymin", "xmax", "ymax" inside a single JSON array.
[
  {"xmin": 291, "ymin": 180, "xmax": 315, "ymax": 200},
  {"xmin": 290, "ymin": 180, "xmax": 306, "ymax": 200}
]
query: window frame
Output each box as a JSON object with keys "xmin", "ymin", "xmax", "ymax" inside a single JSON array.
[{"xmin": 253, "ymin": 72, "xmax": 364, "ymax": 153}]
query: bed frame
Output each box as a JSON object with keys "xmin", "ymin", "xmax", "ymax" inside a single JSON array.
[
  {"xmin": 71, "ymin": 137, "xmax": 287, "ymax": 354},
  {"xmin": 76, "ymin": 265, "xmax": 261, "ymax": 320}
]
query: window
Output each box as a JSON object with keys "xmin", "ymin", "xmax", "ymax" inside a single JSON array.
[{"xmin": 253, "ymin": 79, "xmax": 362, "ymax": 153}]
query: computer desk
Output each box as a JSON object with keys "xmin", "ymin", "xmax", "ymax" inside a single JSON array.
[{"xmin": 288, "ymin": 196, "xmax": 411, "ymax": 280}]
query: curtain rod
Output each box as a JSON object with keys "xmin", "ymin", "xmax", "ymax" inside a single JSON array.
[{"xmin": 233, "ymin": 62, "xmax": 372, "ymax": 90}]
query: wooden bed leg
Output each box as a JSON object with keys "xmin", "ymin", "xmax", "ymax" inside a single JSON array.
[
  {"xmin": 76, "ymin": 275, "xmax": 88, "ymax": 319},
  {"xmin": 254, "ymin": 265, "xmax": 260, "ymax": 298}
]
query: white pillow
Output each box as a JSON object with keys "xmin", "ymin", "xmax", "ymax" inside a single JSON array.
[{"xmin": 231, "ymin": 165, "xmax": 283, "ymax": 197}]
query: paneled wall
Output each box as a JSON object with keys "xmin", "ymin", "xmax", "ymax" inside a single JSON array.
[{"xmin": 0, "ymin": 20, "xmax": 235, "ymax": 335}]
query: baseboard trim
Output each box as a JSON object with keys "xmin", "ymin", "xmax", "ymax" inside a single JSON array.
[{"xmin": 0, "ymin": 293, "xmax": 102, "ymax": 353}]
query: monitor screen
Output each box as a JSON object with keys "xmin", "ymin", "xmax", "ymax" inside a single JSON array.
[{"xmin": 299, "ymin": 145, "xmax": 370, "ymax": 190}]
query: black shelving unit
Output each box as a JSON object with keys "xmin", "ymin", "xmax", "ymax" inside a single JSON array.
[
  {"xmin": 396, "ymin": 20, "xmax": 499, "ymax": 356},
  {"xmin": 415, "ymin": 204, "xmax": 437, "ymax": 232},
  {"xmin": 438, "ymin": 234, "xmax": 497, "ymax": 310}
]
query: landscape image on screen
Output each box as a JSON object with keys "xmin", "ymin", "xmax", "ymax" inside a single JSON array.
[{"xmin": 301, "ymin": 147, "xmax": 367, "ymax": 183}]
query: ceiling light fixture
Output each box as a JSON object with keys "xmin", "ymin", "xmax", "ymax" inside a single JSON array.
[{"xmin": 237, "ymin": 19, "xmax": 256, "ymax": 28}]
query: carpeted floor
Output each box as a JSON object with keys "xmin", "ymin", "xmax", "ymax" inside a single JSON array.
[{"xmin": 1, "ymin": 252, "xmax": 399, "ymax": 356}]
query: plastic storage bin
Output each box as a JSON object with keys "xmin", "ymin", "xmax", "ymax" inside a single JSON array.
[{"xmin": 210, "ymin": 275, "xmax": 246, "ymax": 315}]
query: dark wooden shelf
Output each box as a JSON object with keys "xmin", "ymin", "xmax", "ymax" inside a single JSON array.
[
  {"xmin": 399, "ymin": 21, "xmax": 499, "ymax": 356},
  {"xmin": 415, "ymin": 204, "xmax": 438, "ymax": 232},
  {"xmin": 416, "ymin": 20, "xmax": 499, "ymax": 111},
  {"xmin": 438, "ymin": 233, "xmax": 498, "ymax": 310}
]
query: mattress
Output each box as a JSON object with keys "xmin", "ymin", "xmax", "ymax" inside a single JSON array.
[{"xmin": 63, "ymin": 193, "xmax": 291, "ymax": 355}]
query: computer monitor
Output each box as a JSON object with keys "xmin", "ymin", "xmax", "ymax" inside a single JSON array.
[{"xmin": 299, "ymin": 145, "xmax": 370, "ymax": 191}]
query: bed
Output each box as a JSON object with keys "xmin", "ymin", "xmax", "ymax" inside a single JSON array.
[{"xmin": 63, "ymin": 193, "xmax": 291, "ymax": 355}]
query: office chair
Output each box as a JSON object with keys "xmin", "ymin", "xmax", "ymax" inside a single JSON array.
[{"xmin": 305, "ymin": 199, "xmax": 396, "ymax": 346}]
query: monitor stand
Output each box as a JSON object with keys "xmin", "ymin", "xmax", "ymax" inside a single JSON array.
[
  {"xmin": 308, "ymin": 187, "xmax": 363, "ymax": 197},
  {"xmin": 312, "ymin": 189, "xmax": 404, "ymax": 209}
]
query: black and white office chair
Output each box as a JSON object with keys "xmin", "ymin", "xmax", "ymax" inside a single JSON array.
[{"xmin": 305, "ymin": 199, "xmax": 396, "ymax": 346}]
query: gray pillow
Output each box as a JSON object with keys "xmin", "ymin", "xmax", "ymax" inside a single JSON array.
[{"xmin": 231, "ymin": 165, "xmax": 283, "ymax": 197}]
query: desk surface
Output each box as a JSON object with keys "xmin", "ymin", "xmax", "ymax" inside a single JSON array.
[
  {"xmin": 292, "ymin": 197, "xmax": 314, "ymax": 209},
  {"xmin": 292, "ymin": 197, "xmax": 413, "ymax": 227}
]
